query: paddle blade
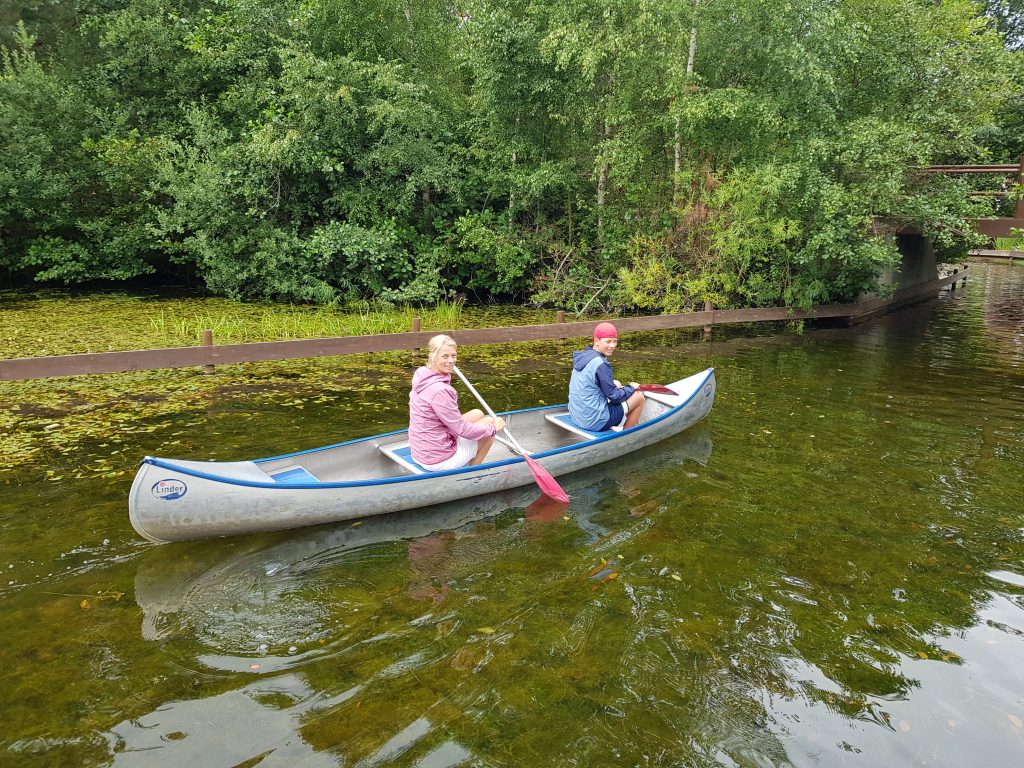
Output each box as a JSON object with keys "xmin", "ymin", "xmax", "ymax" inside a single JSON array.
[
  {"xmin": 637, "ymin": 384, "xmax": 677, "ymax": 395},
  {"xmin": 525, "ymin": 493, "xmax": 570, "ymax": 522},
  {"xmin": 522, "ymin": 454, "xmax": 569, "ymax": 503}
]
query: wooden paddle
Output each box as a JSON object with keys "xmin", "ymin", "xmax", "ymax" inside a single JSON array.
[{"xmin": 452, "ymin": 366, "xmax": 570, "ymax": 504}]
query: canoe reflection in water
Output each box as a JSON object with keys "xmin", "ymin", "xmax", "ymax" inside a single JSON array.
[
  {"xmin": 118, "ymin": 423, "xmax": 710, "ymax": 766},
  {"xmin": 134, "ymin": 421, "xmax": 712, "ymax": 644}
]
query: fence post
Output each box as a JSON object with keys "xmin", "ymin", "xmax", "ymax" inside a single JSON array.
[
  {"xmin": 411, "ymin": 317, "xmax": 422, "ymax": 353},
  {"xmin": 1016, "ymin": 154, "xmax": 1024, "ymax": 218},
  {"xmin": 703, "ymin": 299, "xmax": 713, "ymax": 339},
  {"xmin": 556, "ymin": 310, "xmax": 566, "ymax": 339},
  {"xmin": 202, "ymin": 329, "xmax": 215, "ymax": 374}
]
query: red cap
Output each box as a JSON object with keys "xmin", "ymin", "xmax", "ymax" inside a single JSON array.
[{"xmin": 593, "ymin": 322, "xmax": 618, "ymax": 339}]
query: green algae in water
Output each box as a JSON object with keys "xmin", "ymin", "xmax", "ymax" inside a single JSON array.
[
  {"xmin": 0, "ymin": 290, "xmax": 568, "ymax": 473},
  {"xmin": 1, "ymin": 265, "xmax": 1023, "ymax": 766}
]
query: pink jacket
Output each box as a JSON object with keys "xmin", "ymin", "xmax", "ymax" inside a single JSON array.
[{"xmin": 408, "ymin": 367, "xmax": 496, "ymax": 465}]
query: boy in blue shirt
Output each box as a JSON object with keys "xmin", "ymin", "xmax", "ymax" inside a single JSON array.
[{"xmin": 569, "ymin": 322, "xmax": 645, "ymax": 432}]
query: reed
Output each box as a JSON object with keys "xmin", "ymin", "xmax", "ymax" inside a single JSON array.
[
  {"xmin": 993, "ymin": 236, "xmax": 1023, "ymax": 251},
  {"xmin": 148, "ymin": 301, "xmax": 465, "ymax": 344}
]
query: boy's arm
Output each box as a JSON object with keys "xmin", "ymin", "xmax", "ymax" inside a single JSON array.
[{"xmin": 595, "ymin": 364, "xmax": 635, "ymax": 404}]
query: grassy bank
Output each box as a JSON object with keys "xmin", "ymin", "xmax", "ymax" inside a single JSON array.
[{"xmin": 2, "ymin": 291, "xmax": 548, "ymax": 358}]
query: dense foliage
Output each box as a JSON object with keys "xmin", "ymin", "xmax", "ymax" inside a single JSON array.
[{"xmin": 1, "ymin": 0, "xmax": 1020, "ymax": 311}]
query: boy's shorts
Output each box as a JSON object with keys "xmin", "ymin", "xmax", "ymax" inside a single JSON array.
[{"xmin": 597, "ymin": 399, "xmax": 628, "ymax": 432}]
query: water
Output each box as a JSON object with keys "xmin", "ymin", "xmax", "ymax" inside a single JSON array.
[{"xmin": 1, "ymin": 264, "xmax": 1022, "ymax": 767}]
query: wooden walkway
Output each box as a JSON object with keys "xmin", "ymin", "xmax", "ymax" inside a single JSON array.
[
  {"xmin": 969, "ymin": 249, "xmax": 1022, "ymax": 261},
  {"xmin": 0, "ymin": 268, "xmax": 969, "ymax": 382}
]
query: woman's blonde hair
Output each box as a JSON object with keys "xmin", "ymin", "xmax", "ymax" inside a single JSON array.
[{"xmin": 426, "ymin": 334, "xmax": 457, "ymax": 369}]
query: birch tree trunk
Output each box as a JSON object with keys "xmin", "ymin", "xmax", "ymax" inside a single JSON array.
[
  {"xmin": 674, "ymin": 14, "xmax": 699, "ymax": 203},
  {"xmin": 510, "ymin": 116, "xmax": 519, "ymax": 212},
  {"xmin": 597, "ymin": 111, "xmax": 611, "ymax": 243},
  {"xmin": 597, "ymin": 74, "xmax": 616, "ymax": 244}
]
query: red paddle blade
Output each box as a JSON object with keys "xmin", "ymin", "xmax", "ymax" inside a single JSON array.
[
  {"xmin": 523, "ymin": 454, "xmax": 569, "ymax": 503},
  {"xmin": 525, "ymin": 493, "xmax": 570, "ymax": 522},
  {"xmin": 637, "ymin": 384, "xmax": 677, "ymax": 395}
]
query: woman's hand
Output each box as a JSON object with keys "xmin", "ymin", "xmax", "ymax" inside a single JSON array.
[{"xmin": 493, "ymin": 417, "xmax": 506, "ymax": 433}]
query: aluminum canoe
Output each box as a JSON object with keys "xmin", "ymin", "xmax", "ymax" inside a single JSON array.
[{"xmin": 128, "ymin": 368, "xmax": 716, "ymax": 543}]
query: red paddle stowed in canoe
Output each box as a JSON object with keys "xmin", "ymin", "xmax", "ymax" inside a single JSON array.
[
  {"xmin": 452, "ymin": 366, "xmax": 570, "ymax": 504},
  {"xmin": 636, "ymin": 384, "xmax": 677, "ymax": 395}
]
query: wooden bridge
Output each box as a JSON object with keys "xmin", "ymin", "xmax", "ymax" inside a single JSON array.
[{"xmin": 924, "ymin": 158, "xmax": 1024, "ymax": 238}]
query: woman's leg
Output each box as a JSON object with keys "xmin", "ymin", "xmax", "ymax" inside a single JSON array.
[{"xmin": 469, "ymin": 415, "xmax": 500, "ymax": 464}]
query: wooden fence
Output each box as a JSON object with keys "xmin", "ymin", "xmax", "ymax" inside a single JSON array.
[{"xmin": 0, "ymin": 267, "xmax": 968, "ymax": 382}]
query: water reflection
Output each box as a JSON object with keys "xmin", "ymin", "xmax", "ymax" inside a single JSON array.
[
  {"xmin": 133, "ymin": 423, "xmax": 713, "ymax": 652},
  {"xmin": 121, "ymin": 426, "xmax": 713, "ymax": 765},
  {"xmin": 5, "ymin": 264, "xmax": 1024, "ymax": 767}
]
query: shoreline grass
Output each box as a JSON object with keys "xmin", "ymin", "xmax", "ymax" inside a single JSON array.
[{"xmin": 146, "ymin": 300, "xmax": 466, "ymax": 344}]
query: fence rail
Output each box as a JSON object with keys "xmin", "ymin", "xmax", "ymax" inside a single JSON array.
[{"xmin": 0, "ymin": 268, "xmax": 968, "ymax": 382}]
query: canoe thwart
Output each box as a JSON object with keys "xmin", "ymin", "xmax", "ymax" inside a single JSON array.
[
  {"xmin": 640, "ymin": 389, "xmax": 685, "ymax": 407},
  {"xmin": 378, "ymin": 441, "xmax": 428, "ymax": 475},
  {"xmin": 544, "ymin": 412, "xmax": 616, "ymax": 440}
]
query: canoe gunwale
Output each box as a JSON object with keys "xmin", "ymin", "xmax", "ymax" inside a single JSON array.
[{"xmin": 139, "ymin": 368, "xmax": 716, "ymax": 491}]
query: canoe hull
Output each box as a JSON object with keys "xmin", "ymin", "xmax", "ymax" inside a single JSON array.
[{"xmin": 129, "ymin": 368, "xmax": 715, "ymax": 543}]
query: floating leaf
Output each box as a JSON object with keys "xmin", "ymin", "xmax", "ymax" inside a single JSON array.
[
  {"xmin": 1009, "ymin": 714, "xmax": 1023, "ymax": 729},
  {"xmin": 80, "ymin": 599, "xmax": 90, "ymax": 609},
  {"xmin": 477, "ymin": 627, "xmax": 496, "ymax": 635},
  {"xmin": 899, "ymin": 720, "xmax": 910, "ymax": 733},
  {"xmin": 917, "ymin": 651, "xmax": 929, "ymax": 659},
  {"xmin": 671, "ymin": 574, "xmax": 683, "ymax": 582}
]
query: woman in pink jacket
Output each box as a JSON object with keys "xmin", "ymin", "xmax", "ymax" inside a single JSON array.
[{"xmin": 409, "ymin": 335, "xmax": 506, "ymax": 470}]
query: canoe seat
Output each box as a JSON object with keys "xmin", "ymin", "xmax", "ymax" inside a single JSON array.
[
  {"xmin": 269, "ymin": 465, "xmax": 320, "ymax": 484},
  {"xmin": 378, "ymin": 441, "xmax": 428, "ymax": 474},
  {"xmin": 544, "ymin": 412, "xmax": 614, "ymax": 440}
]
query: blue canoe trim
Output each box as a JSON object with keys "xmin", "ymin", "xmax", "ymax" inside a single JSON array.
[{"xmin": 141, "ymin": 368, "xmax": 714, "ymax": 490}]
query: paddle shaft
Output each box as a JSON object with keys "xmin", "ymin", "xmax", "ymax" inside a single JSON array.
[
  {"xmin": 451, "ymin": 365, "xmax": 527, "ymax": 456},
  {"xmin": 451, "ymin": 365, "xmax": 569, "ymax": 504}
]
